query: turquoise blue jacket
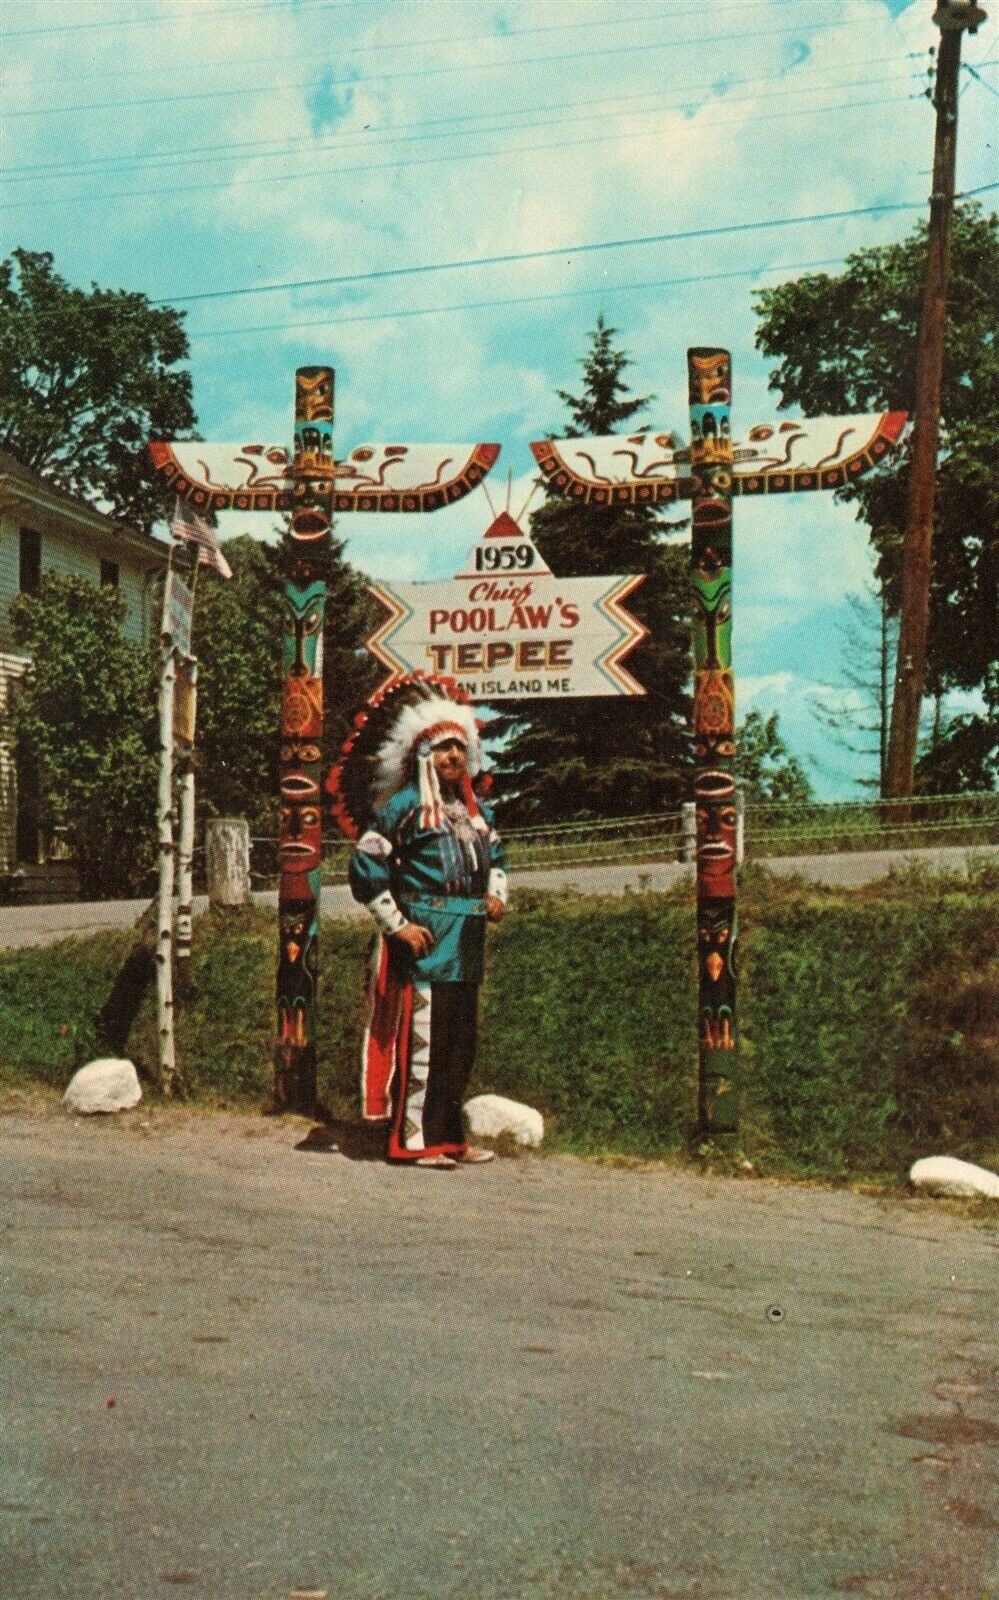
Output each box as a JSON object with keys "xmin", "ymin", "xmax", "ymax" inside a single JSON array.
[{"xmin": 348, "ymin": 785, "xmax": 506, "ymax": 984}]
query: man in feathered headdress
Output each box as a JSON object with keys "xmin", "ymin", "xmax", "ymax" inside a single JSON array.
[{"xmin": 328, "ymin": 675, "xmax": 508, "ymax": 1168}]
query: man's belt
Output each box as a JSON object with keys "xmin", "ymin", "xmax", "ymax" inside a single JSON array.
[{"xmin": 406, "ymin": 895, "xmax": 487, "ymax": 919}]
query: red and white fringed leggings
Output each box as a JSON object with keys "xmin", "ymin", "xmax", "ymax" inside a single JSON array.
[{"xmin": 387, "ymin": 982, "xmax": 480, "ymax": 1162}]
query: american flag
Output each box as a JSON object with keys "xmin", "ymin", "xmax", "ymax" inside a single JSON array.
[{"xmin": 170, "ymin": 498, "xmax": 234, "ymax": 580}]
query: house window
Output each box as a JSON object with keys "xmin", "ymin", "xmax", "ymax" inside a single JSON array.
[
  {"xmin": 19, "ymin": 527, "xmax": 41, "ymax": 594},
  {"xmin": 100, "ymin": 559, "xmax": 119, "ymax": 589}
]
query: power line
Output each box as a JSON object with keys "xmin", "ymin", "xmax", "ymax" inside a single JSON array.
[
  {"xmin": 0, "ymin": 0, "xmax": 401, "ymax": 40},
  {"xmin": 0, "ymin": 0, "xmax": 818, "ymax": 92},
  {"xmin": 0, "ymin": 14, "xmax": 898, "ymax": 120},
  {"xmin": 0, "ymin": 89, "xmax": 923, "ymax": 213},
  {"xmin": 2, "ymin": 54, "xmax": 923, "ymax": 181},
  {"xmin": 0, "ymin": 0, "xmax": 848, "ymax": 45},
  {"xmin": 963, "ymin": 63, "xmax": 999, "ymax": 97},
  {"xmin": 153, "ymin": 198, "xmax": 933, "ymax": 308},
  {"xmin": 190, "ymin": 256, "xmax": 857, "ymax": 340},
  {"xmin": 0, "ymin": 74, "xmax": 923, "ymax": 197},
  {"xmin": 959, "ymin": 18, "xmax": 997, "ymax": 96}
]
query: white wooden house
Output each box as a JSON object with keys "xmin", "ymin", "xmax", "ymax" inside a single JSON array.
[{"xmin": 0, "ymin": 450, "xmax": 167, "ymax": 895}]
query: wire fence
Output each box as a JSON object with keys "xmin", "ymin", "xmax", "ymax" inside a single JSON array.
[{"xmin": 246, "ymin": 789, "xmax": 999, "ymax": 888}]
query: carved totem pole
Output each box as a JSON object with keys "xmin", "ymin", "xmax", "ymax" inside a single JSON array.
[
  {"xmin": 276, "ymin": 367, "xmax": 335, "ymax": 1113},
  {"xmin": 151, "ymin": 372, "xmax": 499, "ymax": 1112},
  {"xmin": 532, "ymin": 352, "xmax": 907, "ymax": 1133},
  {"xmin": 686, "ymin": 349, "xmax": 737, "ymax": 1129}
]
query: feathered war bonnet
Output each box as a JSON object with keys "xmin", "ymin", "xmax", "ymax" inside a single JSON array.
[{"xmin": 327, "ymin": 673, "xmax": 487, "ymax": 840}]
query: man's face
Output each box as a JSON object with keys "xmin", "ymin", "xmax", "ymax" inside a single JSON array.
[{"xmin": 432, "ymin": 736, "xmax": 468, "ymax": 790}]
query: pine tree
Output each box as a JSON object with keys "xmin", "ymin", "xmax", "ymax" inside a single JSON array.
[{"xmin": 489, "ymin": 318, "xmax": 691, "ymax": 824}]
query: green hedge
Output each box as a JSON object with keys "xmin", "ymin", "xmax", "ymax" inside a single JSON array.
[{"xmin": 1, "ymin": 866, "xmax": 996, "ymax": 1179}]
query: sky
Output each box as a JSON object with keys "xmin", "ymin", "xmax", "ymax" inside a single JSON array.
[{"xmin": 2, "ymin": 0, "xmax": 996, "ymax": 796}]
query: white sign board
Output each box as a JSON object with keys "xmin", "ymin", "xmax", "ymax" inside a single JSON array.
[
  {"xmin": 161, "ymin": 571, "xmax": 194, "ymax": 656},
  {"xmin": 366, "ymin": 512, "xmax": 647, "ymax": 700}
]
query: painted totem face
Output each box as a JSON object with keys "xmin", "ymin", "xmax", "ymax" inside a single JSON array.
[
  {"xmin": 293, "ymin": 370, "xmax": 335, "ymax": 489},
  {"xmin": 691, "ymin": 569, "xmax": 732, "ymax": 672},
  {"xmin": 291, "ymin": 504, "xmax": 332, "ymax": 542},
  {"xmin": 281, "ymin": 584, "xmax": 323, "ymax": 744},
  {"xmin": 280, "ymin": 742, "xmax": 322, "ymax": 804},
  {"xmin": 278, "ymin": 903, "xmax": 318, "ymax": 970},
  {"xmin": 695, "ymin": 769, "xmax": 737, "ymax": 897},
  {"xmin": 698, "ymin": 906, "xmax": 737, "ymax": 1052},
  {"xmin": 689, "ymin": 352, "xmax": 732, "ymax": 406},
  {"xmin": 689, "ymin": 405, "xmax": 732, "ymax": 467},
  {"xmin": 278, "ymin": 803, "xmax": 323, "ymax": 896},
  {"xmin": 296, "ymin": 368, "xmax": 334, "ymax": 423},
  {"xmin": 690, "ymin": 465, "xmax": 733, "ymax": 534},
  {"xmin": 694, "ymin": 728, "xmax": 737, "ymax": 767},
  {"xmin": 278, "ymin": 900, "xmax": 319, "ymax": 1057},
  {"xmin": 283, "ymin": 581, "xmax": 326, "ymax": 678}
]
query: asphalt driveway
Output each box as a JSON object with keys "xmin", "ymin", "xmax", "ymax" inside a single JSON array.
[{"xmin": 1, "ymin": 1102, "xmax": 995, "ymax": 1600}]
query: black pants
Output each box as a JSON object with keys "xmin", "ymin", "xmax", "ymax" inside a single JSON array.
[{"xmin": 421, "ymin": 982, "xmax": 479, "ymax": 1149}]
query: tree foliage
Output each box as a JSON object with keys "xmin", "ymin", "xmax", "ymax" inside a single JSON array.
[
  {"xmin": 184, "ymin": 537, "xmax": 285, "ymax": 830},
  {"xmin": 188, "ymin": 530, "xmax": 380, "ymax": 833},
  {"xmin": 489, "ymin": 318, "xmax": 692, "ymax": 824},
  {"xmin": 753, "ymin": 205, "xmax": 998, "ymax": 720},
  {"xmin": 914, "ymin": 670, "xmax": 999, "ymax": 794},
  {"xmin": 0, "ymin": 248, "xmax": 196, "ymax": 533},
  {"xmin": 735, "ymin": 710, "xmax": 813, "ymax": 804},
  {"xmin": 9, "ymin": 574, "xmax": 159, "ymax": 898}
]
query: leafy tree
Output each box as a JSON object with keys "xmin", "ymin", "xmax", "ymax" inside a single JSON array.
[
  {"xmin": 914, "ymin": 669, "xmax": 999, "ymax": 794},
  {"xmin": 0, "ymin": 248, "xmax": 195, "ymax": 532},
  {"xmin": 735, "ymin": 710, "xmax": 813, "ymax": 804},
  {"xmin": 186, "ymin": 529, "xmax": 380, "ymax": 833},
  {"xmin": 9, "ymin": 574, "xmax": 159, "ymax": 898},
  {"xmin": 754, "ymin": 204, "xmax": 998, "ymax": 774},
  {"xmin": 183, "ymin": 536, "xmax": 284, "ymax": 831},
  {"xmin": 489, "ymin": 317, "xmax": 692, "ymax": 824}
]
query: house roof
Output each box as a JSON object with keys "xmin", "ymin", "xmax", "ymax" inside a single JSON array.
[{"xmin": 0, "ymin": 448, "xmax": 168, "ymax": 567}]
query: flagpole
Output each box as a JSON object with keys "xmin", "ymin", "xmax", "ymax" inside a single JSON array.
[{"xmin": 166, "ymin": 504, "xmax": 231, "ymax": 1000}]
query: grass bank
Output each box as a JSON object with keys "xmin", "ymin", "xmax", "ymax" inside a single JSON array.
[{"xmin": 1, "ymin": 862, "xmax": 996, "ymax": 1182}]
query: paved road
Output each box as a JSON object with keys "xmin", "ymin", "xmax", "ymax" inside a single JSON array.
[
  {"xmin": 1, "ymin": 1103, "xmax": 995, "ymax": 1600},
  {"xmin": 0, "ymin": 843, "xmax": 995, "ymax": 952}
]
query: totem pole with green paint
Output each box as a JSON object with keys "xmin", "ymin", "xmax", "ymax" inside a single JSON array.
[
  {"xmin": 275, "ymin": 367, "xmax": 334, "ymax": 1113},
  {"xmin": 687, "ymin": 348, "xmax": 738, "ymax": 1131},
  {"xmin": 531, "ymin": 355, "xmax": 907, "ymax": 1135}
]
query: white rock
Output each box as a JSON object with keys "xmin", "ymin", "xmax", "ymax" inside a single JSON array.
[
  {"xmin": 464, "ymin": 1093, "xmax": 544, "ymax": 1147},
  {"xmin": 909, "ymin": 1156, "xmax": 999, "ymax": 1200},
  {"xmin": 63, "ymin": 1059, "xmax": 142, "ymax": 1115}
]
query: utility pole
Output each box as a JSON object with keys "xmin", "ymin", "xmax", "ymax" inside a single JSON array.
[{"xmin": 884, "ymin": 0, "xmax": 986, "ymax": 798}]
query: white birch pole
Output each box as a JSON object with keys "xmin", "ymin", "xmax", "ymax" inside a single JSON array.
[
  {"xmin": 175, "ymin": 562, "xmax": 199, "ymax": 972},
  {"xmin": 156, "ymin": 562, "xmax": 178, "ymax": 1094},
  {"xmin": 175, "ymin": 656, "xmax": 198, "ymax": 967}
]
